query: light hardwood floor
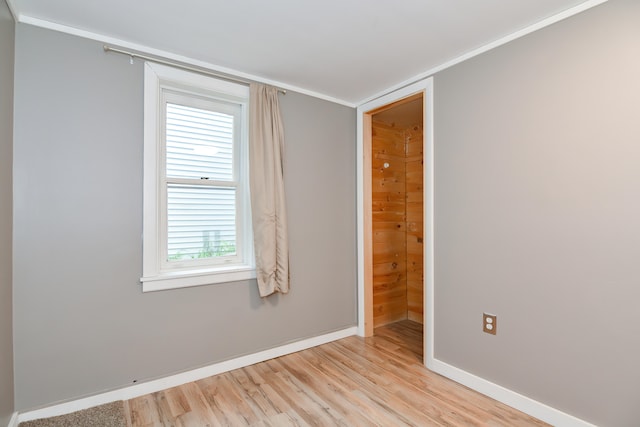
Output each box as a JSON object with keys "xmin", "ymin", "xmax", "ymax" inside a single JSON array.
[{"xmin": 125, "ymin": 321, "xmax": 548, "ymax": 426}]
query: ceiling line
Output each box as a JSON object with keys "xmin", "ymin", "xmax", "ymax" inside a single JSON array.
[
  {"xmin": 356, "ymin": 0, "xmax": 609, "ymax": 106},
  {"xmin": 10, "ymin": 0, "xmax": 608, "ymax": 109},
  {"xmin": 104, "ymin": 45, "xmax": 287, "ymax": 95},
  {"xmin": 15, "ymin": 14, "xmax": 358, "ymax": 109}
]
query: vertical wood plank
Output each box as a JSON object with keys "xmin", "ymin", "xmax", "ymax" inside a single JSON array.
[{"xmin": 405, "ymin": 124, "xmax": 424, "ymax": 324}]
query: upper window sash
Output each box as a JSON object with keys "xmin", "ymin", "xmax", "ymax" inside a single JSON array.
[{"xmin": 162, "ymin": 94, "xmax": 240, "ymax": 184}]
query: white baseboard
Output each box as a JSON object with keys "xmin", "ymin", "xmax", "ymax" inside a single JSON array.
[
  {"xmin": 17, "ymin": 326, "xmax": 594, "ymax": 426},
  {"xmin": 429, "ymin": 358, "xmax": 597, "ymax": 427},
  {"xmin": 18, "ymin": 326, "xmax": 357, "ymax": 423},
  {"xmin": 7, "ymin": 412, "xmax": 19, "ymax": 427}
]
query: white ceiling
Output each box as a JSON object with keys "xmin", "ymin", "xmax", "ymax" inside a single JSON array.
[{"xmin": 10, "ymin": 0, "xmax": 604, "ymax": 105}]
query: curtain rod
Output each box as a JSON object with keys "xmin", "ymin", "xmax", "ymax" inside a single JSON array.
[{"xmin": 103, "ymin": 45, "xmax": 286, "ymax": 95}]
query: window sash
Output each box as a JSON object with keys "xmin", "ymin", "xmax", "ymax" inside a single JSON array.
[
  {"xmin": 165, "ymin": 97, "xmax": 237, "ymax": 182},
  {"xmin": 159, "ymin": 90, "xmax": 245, "ymax": 272},
  {"xmin": 163, "ymin": 183, "xmax": 239, "ymax": 267}
]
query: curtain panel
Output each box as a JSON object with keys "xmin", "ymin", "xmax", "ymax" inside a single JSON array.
[{"xmin": 249, "ymin": 83, "xmax": 289, "ymax": 297}]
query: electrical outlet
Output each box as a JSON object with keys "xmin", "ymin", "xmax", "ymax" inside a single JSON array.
[{"xmin": 483, "ymin": 313, "xmax": 497, "ymax": 335}]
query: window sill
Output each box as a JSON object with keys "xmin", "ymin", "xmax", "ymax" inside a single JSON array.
[{"xmin": 141, "ymin": 266, "xmax": 256, "ymax": 292}]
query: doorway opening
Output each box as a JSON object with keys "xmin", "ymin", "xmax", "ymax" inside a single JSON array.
[
  {"xmin": 357, "ymin": 77, "xmax": 436, "ymax": 369},
  {"xmin": 368, "ymin": 94, "xmax": 424, "ymax": 358}
]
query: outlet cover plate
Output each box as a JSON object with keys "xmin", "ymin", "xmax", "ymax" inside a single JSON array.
[{"xmin": 483, "ymin": 313, "xmax": 497, "ymax": 335}]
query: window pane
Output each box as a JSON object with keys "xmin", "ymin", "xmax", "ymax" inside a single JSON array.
[
  {"xmin": 167, "ymin": 184, "xmax": 236, "ymax": 261},
  {"xmin": 166, "ymin": 103, "xmax": 234, "ymax": 181}
]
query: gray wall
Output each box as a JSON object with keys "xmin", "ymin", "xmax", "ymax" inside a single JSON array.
[
  {"xmin": 12, "ymin": 24, "xmax": 356, "ymax": 411},
  {"xmin": 434, "ymin": 0, "xmax": 640, "ymax": 426},
  {"xmin": 0, "ymin": 0, "xmax": 14, "ymax": 424}
]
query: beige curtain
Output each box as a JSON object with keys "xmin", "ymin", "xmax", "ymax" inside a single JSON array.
[{"xmin": 249, "ymin": 83, "xmax": 289, "ymax": 297}]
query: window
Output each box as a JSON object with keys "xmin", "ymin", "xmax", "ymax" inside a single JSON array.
[{"xmin": 142, "ymin": 63, "xmax": 254, "ymax": 292}]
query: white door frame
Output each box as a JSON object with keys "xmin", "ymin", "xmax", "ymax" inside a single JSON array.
[{"xmin": 356, "ymin": 77, "xmax": 435, "ymax": 368}]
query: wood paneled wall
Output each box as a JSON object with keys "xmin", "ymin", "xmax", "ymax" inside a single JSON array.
[
  {"xmin": 372, "ymin": 121, "xmax": 407, "ymax": 327},
  {"xmin": 371, "ymin": 119, "xmax": 424, "ymax": 328}
]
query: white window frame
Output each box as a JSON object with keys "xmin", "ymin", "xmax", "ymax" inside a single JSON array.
[{"xmin": 142, "ymin": 62, "xmax": 255, "ymax": 292}]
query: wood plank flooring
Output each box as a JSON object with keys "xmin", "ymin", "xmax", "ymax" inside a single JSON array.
[{"xmin": 125, "ymin": 321, "xmax": 548, "ymax": 426}]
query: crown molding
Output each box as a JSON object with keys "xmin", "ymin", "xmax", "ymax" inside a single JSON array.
[
  {"xmin": 13, "ymin": 0, "xmax": 608, "ymax": 108},
  {"xmin": 357, "ymin": 0, "xmax": 609, "ymax": 106},
  {"xmin": 16, "ymin": 14, "xmax": 357, "ymax": 108}
]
